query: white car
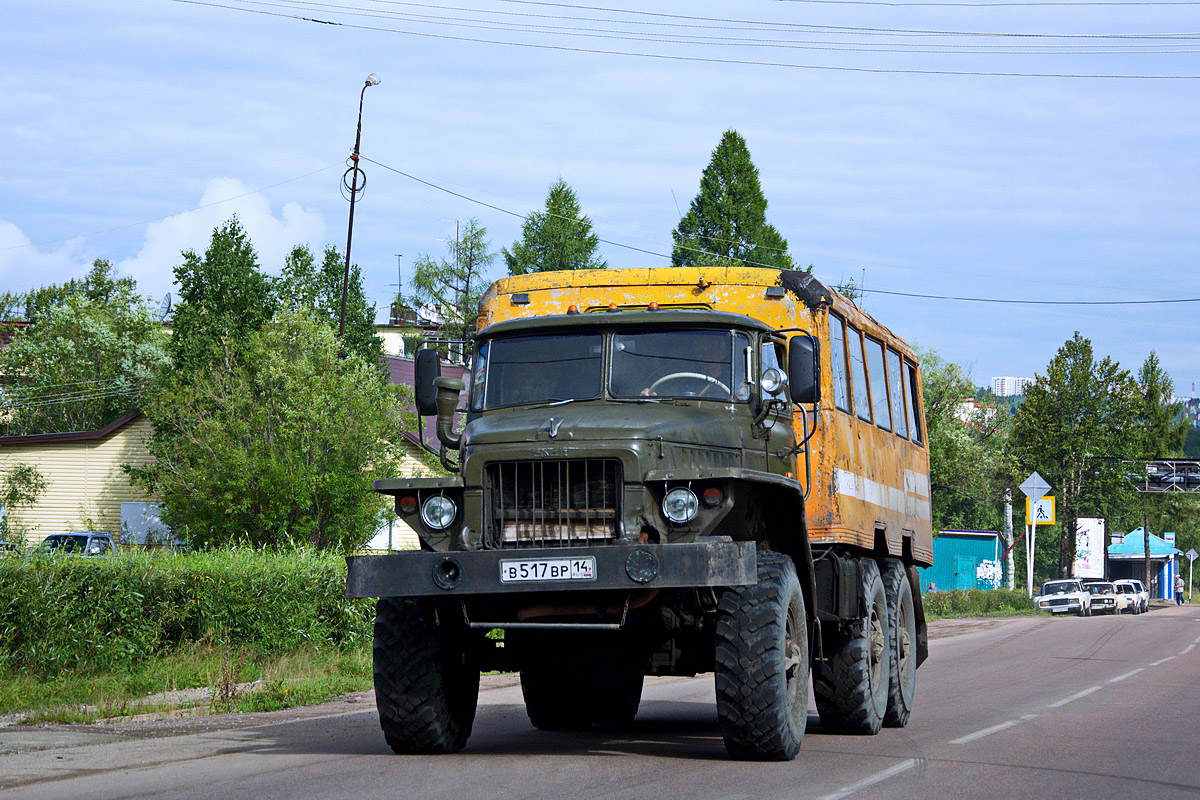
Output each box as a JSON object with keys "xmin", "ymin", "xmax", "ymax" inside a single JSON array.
[
  {"xmin": 1114, "ymin": 579, "xmax": 1150, "ymax": 614},
  {"xmin": 1036, "ymin": 579, "xmax": 1093, "ymax": 616},
  {"xmin": 1084, "ymin": 582, "xmax": 1128, "ymax": 615}
]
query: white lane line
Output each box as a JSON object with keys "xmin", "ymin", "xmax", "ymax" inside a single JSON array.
[
  {"xmin": 1109, "ymin": 668, "xmax": 1145, "ymax": 683},
  {"xmin": 949, "ymin": 714, "xmax": 1038, "ymax": 745},
  {"xmin": 1150, "ymin": 655, "xmax": 1176, "ymax": 666},
  {"xmin": 816, "ymin": 759, "xmax": 918, "ymax": 800},
  {"xmin": 1048, "ymin": 686, "xmax": 1102, "ymax": 708},
  {"xmin": 1182, "ymin": 644, "xmax": 1196, "ymax": 655}
]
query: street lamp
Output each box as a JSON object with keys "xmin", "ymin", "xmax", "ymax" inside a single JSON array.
[{"xmin": 339, "ymin": 73, "xmax": 380, "ymax": 345}]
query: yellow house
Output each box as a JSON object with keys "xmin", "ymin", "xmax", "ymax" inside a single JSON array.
[{"xmin": 0, "ymin": 411, "xmax": 157, "ymax": 545}]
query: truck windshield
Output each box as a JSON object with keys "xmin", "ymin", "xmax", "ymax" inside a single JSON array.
[
  {"xmin": 472, "ymin": 333, "xmax": 603, "ymax": 409},
  {"xmin": 611, "ymin": 329, "xmax": 750, "ymax": 401}
]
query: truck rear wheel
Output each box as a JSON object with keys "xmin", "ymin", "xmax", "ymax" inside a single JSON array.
[
  {"xmin": 714, "ymin": 551, "xmax": 809, "ymax": 761},
  {"xmin": 814, "ymin": 557, "xmax": 889, "ymax": 735},
  {"xmin": 373, "ymin": 597, "xmax": 479, "ymax": 754},
  {"xmin": 878, "ymin": 558, "xmax": 916, "ymax": 728},
  {"xmin": 519, "ymin": 635, "xmax": 645, "ymax": 730}
]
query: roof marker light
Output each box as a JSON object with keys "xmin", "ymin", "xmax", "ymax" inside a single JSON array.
[
  {"xmin": 606, "ymin": 302, "xmax": 619, "ymax": 313},
  {"xmin": 647, "ymin": 301, "xmax": 659, "ymax": 311},
  {"xmin": 567, "ymin": 304, "xmax": 580, "ymax": 315}
]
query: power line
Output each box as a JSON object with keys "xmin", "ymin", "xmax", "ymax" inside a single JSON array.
[
  {"xmin": 361, "ymin": 155, "xmax": 1200, "ymax": 307},
  {"xmin": 172, "ymin": 0, "xmax": 1200, "ymax": 78}
]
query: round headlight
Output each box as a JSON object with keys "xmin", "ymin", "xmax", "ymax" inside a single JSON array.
[
  {"xmin": 421, "ymin": 495, "xmax": 457, "ymax": 530},
  {"xmin": 760, "ymin": 367, "xmax": 788, "ymax": 397},
  {"xmin": 662, "ymin": 487, "xmax": 699, "ymax": 525}
]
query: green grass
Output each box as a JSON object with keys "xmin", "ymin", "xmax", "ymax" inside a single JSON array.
[
  {"xmin": 0, "ymin": 643, "xmax": 373, "ymax": 723},
  {"xmin": 922, "ymin": 588, "xmax": 1038, "ymax": 620}
]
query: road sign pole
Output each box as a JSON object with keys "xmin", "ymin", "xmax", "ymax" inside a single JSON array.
[
  {"xmin": 1188, "ymin": 549, "xmax": 1198, "ymax": 603},
  {"xmin": 1019, "ymin": 472, "xmax": 1051, "ymax": 599}
]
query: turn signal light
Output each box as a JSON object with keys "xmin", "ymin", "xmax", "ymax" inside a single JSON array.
[
  {"xmin": 567, "ymin": 304, "xmax": 580, "ymax": 315},
  {"xmin": 702, "ymin": 487, "xmax": 723, "ymax": 507},
  {"xmin": 398, "ymin": 495, "xmax": 418, "ymax": 514},
  {"xmin": 647, "ymin": 301, "xmax": 659, "ymax": 311}
]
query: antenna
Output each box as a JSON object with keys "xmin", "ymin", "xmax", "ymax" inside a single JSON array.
[{"xmin": 156, "ymin": 293, "xmax": 172, "ymax": 322}]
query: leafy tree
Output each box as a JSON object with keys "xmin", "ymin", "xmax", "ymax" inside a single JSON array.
[
  {"xmin": 22, "ymin": 260, "xmax": 139, "ymax": 323},
  {"xmin": 1012, "ymin": 332, "xmax": 1139, "ymax": 578},
  {"xmin": 278, "ymin": 244, "xmax": 383, "ymax": 365},
  {"xmin": 921, "ymin": 350, "xmax": 1017, "ymax": 533},
  {"xmin": 170, "ymin": 217, "xmax": 276, "ymax": 375},
  {"xmin": 0, "ymin": 292, "xmax": 168, "ymax": 435},
  {"xmin": 502, "ymin": 179, "xmax": 606, "ymax": 275},
  {"xmin": 130, "ymin": 309, "xmax": 408, "ymax": 551},
  {"xmin": 405, "ymin": 219, "xmax": 494, "ymax": 343},
  {"xmin": 1132, "ymin": 351, "xmax": 1188, "ymax": 459},
  {"xmin": 0, "ymin": 464, "xmax": 46, "ymax": 545},
  {"xmin": 1185, "ymin": 427, "xmax": 1200, "ymax": 459},
  {"xmin": 671, "ymin": 130, "xmax": 794, "ymax": 270}
]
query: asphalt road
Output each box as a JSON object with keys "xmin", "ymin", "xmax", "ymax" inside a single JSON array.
[{"xmin": 2, "ymin": 604, "xmax": 1198, "ymax": 800}]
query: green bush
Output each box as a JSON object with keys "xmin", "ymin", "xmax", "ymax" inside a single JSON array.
[
  {"xmin": 0, "ymin": 549, "xmax": 373, "ymax": 677},
  {"xmin": 922, "ymin": 588, "xmax": 1036, "ymax": 619}
]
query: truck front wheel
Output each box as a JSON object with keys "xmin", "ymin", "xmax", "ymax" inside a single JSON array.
[
  {"xmin": 814, "ymin": 557, "xmax": 889, "ymax": 735},
  {"xmin": 714, "ymin": 551, "xmax": 809, "ymax": 761},
  {"xmin": 373, "ymin": 597, "xmax": 479, "ymax": 754}
]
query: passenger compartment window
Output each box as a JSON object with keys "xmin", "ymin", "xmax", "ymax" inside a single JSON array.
[
  {"xmin": 829, "ymin": 315, "xmax": 851, "ymax": 413},
  {"xmin": 847, "ymin": 326, "xmax": 871, "ymax": 423},
  {"xmin": 865, "ymin": 337, "xmax": 891, "ymax": 431},
  {"xmin": 905, "ymin": 362, "xmax": 924, "ymax": 445},
  {"xmin": 886, "ymin": 348, "xmax": 908, "ymax": 439}
]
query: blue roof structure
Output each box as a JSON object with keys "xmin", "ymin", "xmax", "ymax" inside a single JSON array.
[{"xmin": 1108, "ymin": 528, "xmax": 1181, "ymax": 558}]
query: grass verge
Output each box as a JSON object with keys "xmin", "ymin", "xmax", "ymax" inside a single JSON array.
[{"xmin": 922, "ymin": 588, "xmax": 1038, "ymax": 620}]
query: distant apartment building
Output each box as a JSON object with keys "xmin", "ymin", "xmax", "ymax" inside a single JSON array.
[{"xmin": 991, "ymin": 376, "xmax": 1030, "ymax": 397}]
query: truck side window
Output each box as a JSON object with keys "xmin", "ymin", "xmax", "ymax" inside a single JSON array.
[
  {"xmin": 470, "ymin": 341, "xmax": 489, "ymax": 411},
  {"xmin": 905, "ymin": 361, "xmax": 924, "ymax": 445},
  {"xmin": 829, "ymin": 315, "xmax": 851, "ymax": 413},
  {"xmin": 847, "ymin": 326, "xmax": 871, "ymax": 423},
  {"xmin": 865, "ymin": 337, "xmax": 891, "ymax": 431},
  {"xmin": 886, "ymin": 347, "xmax": 908, "ymax": 439}
]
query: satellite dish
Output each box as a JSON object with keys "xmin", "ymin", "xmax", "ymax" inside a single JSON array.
[{"xmin": 157, "ymin": 293, "xmax": 172, "ymax": 322}]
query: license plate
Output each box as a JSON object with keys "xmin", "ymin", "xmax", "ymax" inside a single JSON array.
[{"xmin": 499, "ymin": 556, "xmax": 597, "ymax": 583}]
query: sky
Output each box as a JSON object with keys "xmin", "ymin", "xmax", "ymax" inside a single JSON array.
[{"xmin": 2, "ymin": 0, "xmax": 1198, "ymax": 396}]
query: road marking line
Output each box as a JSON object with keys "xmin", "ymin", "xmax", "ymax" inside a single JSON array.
[
  {"xmin": 1049, "ymin": 686, "xmax": 1102, "ymax": 708},
  {"xmin": 1150, "ymin": 656, "xmax": 1176, "ymax": 666},
  {"xmin": 949, "ymin": 714, "xmax": 1038, "ymax": 745},
  {"xmin": 816, "ymin": 759, "xmax": 918, "ymax": 800},
  {"xmin": 1109, "ymin": 668, "xmax": 1144, "ymax": 683},
  {"xmin": 1182, "ymin": 644, "xmax": 1196, "ymax": 655}
]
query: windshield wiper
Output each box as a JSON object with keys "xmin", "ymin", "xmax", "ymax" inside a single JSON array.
[{"xmin": 547, "ymin": 398, "xmax": 576, "ymax": 406}]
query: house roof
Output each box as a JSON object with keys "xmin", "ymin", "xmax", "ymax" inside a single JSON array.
[
  {"xmin": 0, "ymin": 410, "xmax": 143, "ymax": 446},
  {"xmin": 383, "ymin": 355, "xmax": 468, "ymax": 449},
  {"xmin": 1108, "ymin": 528, "xmax": 1181, "ymax": 558}
]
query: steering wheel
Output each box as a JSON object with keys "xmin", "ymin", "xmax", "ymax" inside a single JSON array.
[{"xmin": 648, "ymin": 371, "xmax": 731, "ymax": 398}]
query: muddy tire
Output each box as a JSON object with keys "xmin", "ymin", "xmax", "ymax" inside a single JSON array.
[
  {"xmin": 520, "ymin": 670, "xmax": 593, "ymax": 731},
  {"xmin": 520, "ymin": 638, "xmax": 645, "ymax": 730},
  {"xmin": 714, "ymin": 551, "xmax": 809, "ymax": 761},
  {"xmin": 878, "ymin": 558, "xmax": 916, "ymax": 728},
  {"xmin": 814, "ymin": 557, "xmax": 889, "ymax": 735},
  {"xmin": 373, "ymin": 597, "xmax": 479, "ymax": 754}
]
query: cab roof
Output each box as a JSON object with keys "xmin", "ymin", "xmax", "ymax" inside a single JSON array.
[{"xmin": 478, "ymin": 308, "xmax": 776, "ymax": 338}]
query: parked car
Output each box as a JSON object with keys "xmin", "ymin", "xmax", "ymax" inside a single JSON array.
[
  {"xmin": 1114, "ymin": 579, "xmax": 1150, "ymax": 614},
  {"xmin": 1084, "ymin": 582, "xmax": 1128, "ymax": 615},
  {"xmin": 0, "ymin": 540, "xmax": 20, "ymax": 556},
  {"xmin": 1036, "ymin": 579, "xmax": 1093, "ymax": 616},
  {"xmin": 33, "ymin": 532, "xmax": 118, "ymax": 557}
]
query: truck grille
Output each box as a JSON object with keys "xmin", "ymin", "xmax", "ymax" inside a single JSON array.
[{"xmin": 484, "ymin": 459, "xmax": 621, "ymax": 548}]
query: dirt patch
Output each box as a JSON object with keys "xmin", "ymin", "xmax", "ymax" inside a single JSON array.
[{"xmin": 927, "ymin": 617, "xmax": 1009, "ymax": 640}]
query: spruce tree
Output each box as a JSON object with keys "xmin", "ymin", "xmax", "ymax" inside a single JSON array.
[
  {"xmin": 671, "ymin": 130, "xmax": 794, "ymax": 270},
  {"xmin": 503, "ymin": 179, "xmax": 606, "ymax": 275}
]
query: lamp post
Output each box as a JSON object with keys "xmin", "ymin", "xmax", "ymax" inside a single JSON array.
[{"xmin": 339, "ymin": 73, "xmax": 380, "ymax": 345}]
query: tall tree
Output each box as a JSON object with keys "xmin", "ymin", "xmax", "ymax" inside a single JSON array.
[
  {"xmin": 1133, "ymin": 351, "xmax": 1188, "ymax": 459},
  {"xmin": 502, "ymin": 179, "xmax": 606, "ymax": 275},
  {"xmin": 0, "ymin": 291, "xmax": 168, "ymax": 435},
  {"xmin": 130, "ymin": 309, "xmax": 407, "ymax": 551},
  {"xmin": 22, "ymin": 259, "xmax": 139, "ymax": 323},
  {"xmin": 671, "ymin": 130, "xmax": 794, "ymax": 270},
  {"xmin": 1012, "ymin": 332, "xmax": 1139, "ymax": 578},
  {"xmin": 404, "ymin": 219, "xmax": 494, "ymax": 343},
  {"xmin": 278, "ymin": 244, "xmax": 383, "ymax": 365},
  {"xmin": 170, "ymin": 217, "xmax": 276, "ymax": 375}
]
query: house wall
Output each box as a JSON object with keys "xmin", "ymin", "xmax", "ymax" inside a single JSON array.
[
  {"xmin": 368, "ymin": 440, "xmax": 444, "ymax": 550},
  {"xmin": 919, "ymin": 531, "xmax": 1003, "ymax": 592},
  {"xmin": 0, "ymin": 416, "xmax": 158, "ymax": 545}
]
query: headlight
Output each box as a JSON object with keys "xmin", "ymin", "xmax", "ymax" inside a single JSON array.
[
  {"xmin": 662, "ymin": 487, "xmax": 699, "ymax": 524},
  {"xmin": 760, "ymin": 367, "xmax": 788, "ymax": 397},
  {"xmin": 421, "ymin": 495, "xmax": 457, "ymax": 530}
]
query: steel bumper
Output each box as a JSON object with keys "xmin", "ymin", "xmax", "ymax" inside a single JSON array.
[{"xmin": 345, "ymin": 540, "xmax": 756, "ymax": 598}]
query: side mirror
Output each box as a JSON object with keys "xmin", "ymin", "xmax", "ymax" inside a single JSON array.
[
  {"xmin": 788, "ymin": 335, "xmax": 820, "ymax": 405},
  {"xmin": 414, "ymin": 348, "xmax": 441, "ymax": 416},
  {"xmin": 433, "ymin": 376, "xmax": 465, "ymax": 450}
]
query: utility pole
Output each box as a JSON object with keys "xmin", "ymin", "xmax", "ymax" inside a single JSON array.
[{"xmin": 339, "ymin": 73, "xmax": 380, "ymax": 349}]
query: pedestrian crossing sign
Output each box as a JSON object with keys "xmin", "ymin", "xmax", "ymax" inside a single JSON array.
[{"xmin": 1026, "ymin": 496, "xmax": 1055, "ymax": 525}]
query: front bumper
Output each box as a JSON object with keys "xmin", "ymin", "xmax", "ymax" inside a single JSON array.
[
  {"xmin": 345, "ymin": 540, "xmax": 757, "ymax": 598},
  {"xmin": 1037, "ymin": 599, "xmax": 1083, "ymax": 613}
]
